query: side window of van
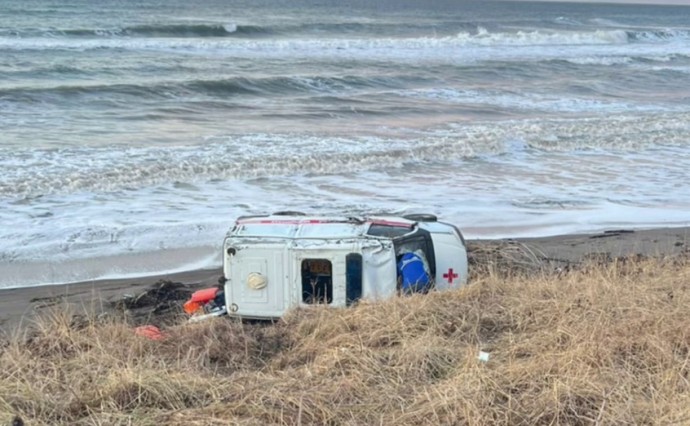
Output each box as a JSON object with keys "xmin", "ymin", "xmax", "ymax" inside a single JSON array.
[{"xmin": 301, "ymin": 259, "xmax": 333, "ymax": 304}]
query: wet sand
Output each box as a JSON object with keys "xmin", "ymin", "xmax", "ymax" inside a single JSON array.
[{"xmin": 1, "ymin": 227, "xmax": 688, "ymax": 332}]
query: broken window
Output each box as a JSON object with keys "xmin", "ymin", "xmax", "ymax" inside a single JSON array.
[
  {"xmin": 394, "ymin": 230, "xmax": 436, "ymax": 277},
  {"xmin": 301, "ymin": 259, "xmax": 333, "ymax": 304}
]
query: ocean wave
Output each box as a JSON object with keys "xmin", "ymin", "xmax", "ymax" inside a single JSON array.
[
  {"xmin": 554, "ymin": 16, "xmax": 584, "ymax": 26},
  {"xmin": 398, "ymin": 88, "xmax": 673, "ymax": 114},
  {"xmin": 2, "ymin": 114, "xmax": 689, "ymax": 198},
  {"xmin": 0, "ymin": 74, "xmax": 411, "ymax": 101},
  {"xmin": 0, "ymin": 23, "xmax": 270, "ymax": 39},
  {"xmin": 561, "ymin": 56, "xmax": 633, "ymax": 66},
  {"xmin": 626, "ymin": 29, "xmax": 690, "ymax": 42},
  {"xmin": 2, "ymin": 27, "xmax": 687, "ymax": 57},
  {"xmin": 285, "ymin": 20, "xmax": 479, "ymax": 36},
  {"xmin": 0, "ymin": 21, "xmax": 432, "ymax": 39},
  {"xmin": 0, "ymin": 20, "xmax": 484, "ymax": 40},
  {"xmin": 0, "ymin": 134, "xmax": 478, "ymax": 198},
  {"xmin": 3, "ymin": 24, "xmax": 689, "ymax": 46},
  {"xmin": 452, "ymin": 27, "xmax": 630, "ymax": 46},
  {"xmin": 10, "ymin": 21, "xmax": 688, "ymax": 43},
  {"xmin": 186, "ymin": 74, "xmax": 405, "ymax": 95},
  {"xmin": 511, "ymin": 197, "xmax": 594, "ymax": 210},
  {"xmin": 0, "ymin": 28, "xmax": 637, "ymax": 53},
  {"xmin": 123, "ymin": 23, "xmax": 268, "ymax": 37}
]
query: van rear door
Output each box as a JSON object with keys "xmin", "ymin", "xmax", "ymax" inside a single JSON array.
[{"xmin": 226, "ymin": 246, "xmax": 287, "ymax": 319}]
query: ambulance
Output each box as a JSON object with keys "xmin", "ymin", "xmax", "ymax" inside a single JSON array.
[{"xmin": 185, "ymin": 212, "xmax": 468, "ymax": 321}]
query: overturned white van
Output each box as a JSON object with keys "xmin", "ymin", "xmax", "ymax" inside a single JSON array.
[{"xmin": 188, "ymin": 213, "xmax": 468, "ymax": 320}]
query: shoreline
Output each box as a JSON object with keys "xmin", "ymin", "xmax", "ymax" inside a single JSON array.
[{"xmin": 1, "ymin": 226, "xmax": 688, "ymax": 332}]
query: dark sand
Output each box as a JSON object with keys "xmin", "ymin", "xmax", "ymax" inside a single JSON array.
[{"xmin": 1, "ymin": 227, "xmax": 688, "ymax": 332}]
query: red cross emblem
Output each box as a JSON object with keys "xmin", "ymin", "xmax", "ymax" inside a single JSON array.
[{"xmin": 443, "ymin": 268, "xmax": 458, "ymax": 284}]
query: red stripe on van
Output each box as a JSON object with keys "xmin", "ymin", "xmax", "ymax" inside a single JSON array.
[
  {"xmin": 237, "ymin": 219, "xmax": 348, "ymax": 225},
  {"xmin": 368, "ymin": 220, "xmax": 412, "ymax": 228}
]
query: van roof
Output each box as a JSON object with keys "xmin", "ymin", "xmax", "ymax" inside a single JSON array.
[{"xmin": 230, "ymin": 215, "xmax": 415, "ymax": 239}]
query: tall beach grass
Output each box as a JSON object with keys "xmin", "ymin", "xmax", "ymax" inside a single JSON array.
[{"xmin": 1, "ymin": 256, "xmax": 689, "ymax": 425}]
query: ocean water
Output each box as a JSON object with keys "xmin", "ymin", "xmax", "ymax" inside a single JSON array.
[{"xmin": 1, "ymin": 0, "xmax": 689, "ymax": 287}]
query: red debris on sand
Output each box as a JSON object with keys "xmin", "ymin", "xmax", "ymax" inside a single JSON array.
[
  {"xmin": 184, "ymin": 287, "xmax": 219, "ymax": 314},
  {"xmin": 190, "ymin": 287, "xmax": 219, "ymax": 303},
  {"xmin": 134, "ymin": 325, "xmax": 166, "ymax": 340}
]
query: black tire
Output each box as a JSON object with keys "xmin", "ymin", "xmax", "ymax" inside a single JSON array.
[{"xmin": 403, "ymin": 213, "xmax": 438, "ymax": 222}]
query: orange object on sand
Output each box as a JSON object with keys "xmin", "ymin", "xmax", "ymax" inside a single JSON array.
[
  {"xmin": 183, "ymin": 300, "xmax": 202, "ymax": 314},
  {"xmin": 134, "ymin": 325, "xmax": 165, "ymax": 340},
  {"xmin": 183, "ymin": 287, "xmax": 219, "ymax": 315},
  {"xmin": 190, "ymin": 287, "xmax": 219, "ymax": 303}
]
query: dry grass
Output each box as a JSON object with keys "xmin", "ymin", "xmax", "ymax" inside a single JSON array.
[{"xmin": 2, "ymin": 256, "xmax": 690, "ymax": 425}]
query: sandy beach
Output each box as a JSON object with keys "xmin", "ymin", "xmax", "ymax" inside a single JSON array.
[{"xmin": 1, "ymin": 226, "xmax": 687, "ymax": 332}]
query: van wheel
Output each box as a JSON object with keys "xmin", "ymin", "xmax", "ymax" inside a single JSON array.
[
  {"xmin": 403, "ymin": 213, "xmax": 437, "ymax": 222},
  {"xmin": 273, "ymin": 211, "xmax": 306, "ymax": 216}
]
